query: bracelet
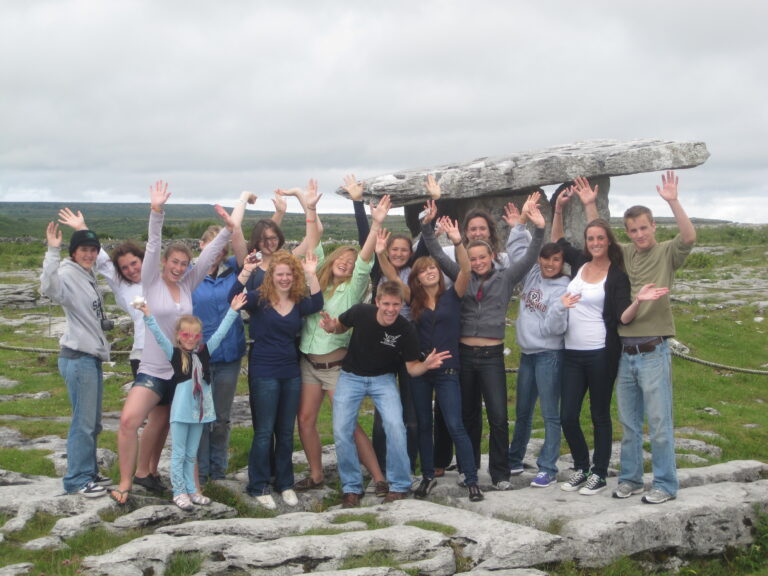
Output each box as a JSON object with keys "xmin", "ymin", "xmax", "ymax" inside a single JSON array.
[{"xmin": 306, "ymin": 219, "xmax": 316, "ymax": 223}]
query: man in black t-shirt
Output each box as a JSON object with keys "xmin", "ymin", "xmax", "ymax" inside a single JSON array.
[{"xmin": 320, "ymin": 281, "xmax": 450, "ymax": 507}]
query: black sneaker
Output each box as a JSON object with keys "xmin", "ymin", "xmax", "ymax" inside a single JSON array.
[
  {"xmin": 76, "ymin": 481, "xmax": 107, "ymax": 498},
  {"xmin": 413, "ymin": 477, "xmax": 437, "ymax": 499},
  {"xmin": 93, "ymin": 474, "xmax": 112, "ymax": 486},
  {"xmin": 560, "ymin": 469, "xmax": 588, "ymax": 492},
  {"xmin": 134, "ymin": 474, "xmax": 164, "ymax": 493},
  {"xmin": 467, "ymin": 484, "xmax": 484, "ymax": 502},
  {"xmin": 578, "ymin": 474, "xmax": 607, "ymax": 496}
]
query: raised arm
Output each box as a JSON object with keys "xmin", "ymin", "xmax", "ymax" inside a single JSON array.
[
  {"xmin": 657, "ymin": 170, "xmax": 696, "ymax": 246},
  {"xmin": 270, "ymin": 193, "xmax": 287, "ymax": 226},
  {"xmin": 504, "ymin": 202, "xmax": 546, "ymax": 286},
  {"xmin": 361, "ymin": 194, "xmax": 390, "ymax": 263},
  {"xmin": 419, "ymin": 199, "xmax": 460, "ymax": 281},
  {"xmin": 441, "ymin": 216, "xmax": 470, "ymax": 297},
  {"xmin": 375, "ymin": 228, "xmax": 411, "ymax": 301},
  {"xmin": 551, "ymin": 185, "xmax": 572, "ymax": 242},
  {"xmin": 229, "ymin": 191, "xmax": 257, "ymax": 267},
  {"xmin": 207, "ymin": 292, "xmax": 247, "ymax": 354}
]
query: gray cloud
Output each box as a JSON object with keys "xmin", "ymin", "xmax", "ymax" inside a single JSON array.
[{"xmin": 1, "ymin": 1, "xmax": 766, "ymax": 222}]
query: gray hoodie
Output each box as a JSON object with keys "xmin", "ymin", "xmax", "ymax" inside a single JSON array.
[
  {"xmin": 508, "ymin": 225, "xmax": 569, "ymax": 354},
  {"xmin": 40, "ymin": 247, "xmax": 110, "ymax": 361}
]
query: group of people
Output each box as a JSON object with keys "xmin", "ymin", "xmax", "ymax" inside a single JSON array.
[{"xmin": 41, "ymin": 169, "xmax": 693, "ymax": 511}]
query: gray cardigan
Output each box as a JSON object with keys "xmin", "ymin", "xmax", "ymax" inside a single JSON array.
[{"xmin": 420, "ymin": 221, "xmax": 544, "ymax": 340}]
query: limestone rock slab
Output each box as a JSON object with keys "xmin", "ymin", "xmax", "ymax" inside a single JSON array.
[{"xmin": 337, "ymin": 139, "xmax": 709, "ymax": 207}]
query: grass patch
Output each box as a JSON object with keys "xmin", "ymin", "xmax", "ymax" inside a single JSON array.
[
  {"xmin": 339, "ymin": 550, "xmax": 400, "ymax": 570},
  {"xmin": 3, "ymin": 511, "xmax": 60, "ymax": 543},
  {"xmin": 166, "ymin": 551, "xmax": 204, "ymax": 576},
  {"xmin": 201, "ymin": 482, "xmax": 275, "ymax": 518},
  {"xmin": 405, "ymin": 520, "xmax": 457, "ymax": 535},
  {"xmin": 0, "ymin": 448, "xmax": 57, "ymax": 477},
  {"xmin": 330, "ymin": 513, "xmax": 389, "ymax": 530}
]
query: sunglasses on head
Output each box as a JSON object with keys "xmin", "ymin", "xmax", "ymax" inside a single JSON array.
[{"xmin": 178, "ymin": 331, "xmax": 202, "ymax": 340}]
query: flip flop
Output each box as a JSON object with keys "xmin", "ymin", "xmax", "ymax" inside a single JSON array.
[{"xmin": 110, "ymin": 488, "xmax": 130, "ymax": 505}]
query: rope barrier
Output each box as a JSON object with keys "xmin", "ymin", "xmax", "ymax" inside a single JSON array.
[{"xmin": 2, "ymin": 343, "xmax": 766, "ymax": 374}]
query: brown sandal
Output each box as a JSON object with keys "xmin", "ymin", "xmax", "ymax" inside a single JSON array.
[{"xmin": 110, "ymin": 488, "xmax": 130, "ymax": 505}]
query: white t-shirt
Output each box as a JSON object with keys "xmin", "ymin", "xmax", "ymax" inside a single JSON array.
[{"xmin": 564, "ymin": 265, "xmax": 607, "ymax": 351}]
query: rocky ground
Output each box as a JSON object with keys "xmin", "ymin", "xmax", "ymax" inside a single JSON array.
[{"xmin": 1, "ymin": 249, "xmax": 767, "ymax": 575}]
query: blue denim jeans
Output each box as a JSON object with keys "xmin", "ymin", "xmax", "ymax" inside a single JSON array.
[
  {"xmin": 171, "ymin": 421, "xmax": 204, "ymax": 496},
  {"xmin": 411, "ymin": 371, "xmax": 479, "ymax": 485},
  {"xmin": 333, "ymin": 371, "xmax": 411, "ymax": 494},
  {"xmin": 459, "ymin": 344, "xmax": 509, "ymax": 484},
  {"xmin": 508, "ymin": 350, "xmax": 563, "ymax": 475},
  {"xmin": 372, "ymin": 364, "xmax": 419, "ymax": 474},
  {"xmin": 560, "ymin": 348, "xmax": 614, "ymax": 478},
  {"xmin": 198, "ymin": 359, "xmax": 241, "ymax": 481},
  {"xmin": 59, "ymin": 355, "xmax": 103, "ymax": 493},
  {"xmin": 247, "ymin": 375, "xmax": 301, "ymax": 494},
  {"xmin": 617, "ymin": 339, "xmax": 678, "ymax": 496}
]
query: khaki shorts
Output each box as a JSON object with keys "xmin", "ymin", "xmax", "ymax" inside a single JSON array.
[{"xmin": 300, "ymin": 356, "xmax": 341, "ymax": 391}]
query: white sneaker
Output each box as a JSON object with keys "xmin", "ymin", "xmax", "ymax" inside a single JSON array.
[
  {"xmin": 76, "ymin": 481, "xmax": 107, "ymax": 498},
  {"xmin": 190, "ymin": 492, "xmax": 211, "ymax": 506},
  {"xmin": 281, "ymin": 489, "xmax": 298, "ymax": 506},
  {"xmin": 256, "ymin": 494, "xmax": 277, "ymax": 510}
]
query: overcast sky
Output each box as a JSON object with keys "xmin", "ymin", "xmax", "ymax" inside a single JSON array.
[{"xmin": 1, "ymin": 1, "xmax": 766, "ymax": 223}]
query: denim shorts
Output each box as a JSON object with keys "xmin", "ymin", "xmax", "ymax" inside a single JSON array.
[{"xmin": 133, "ymin": 373, "xmax": 175, "ymax": 405}]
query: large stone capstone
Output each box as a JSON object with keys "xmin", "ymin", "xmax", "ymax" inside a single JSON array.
[{"xmin": 336, "ymin": 139, "xmax": 709, "ymax": 241}]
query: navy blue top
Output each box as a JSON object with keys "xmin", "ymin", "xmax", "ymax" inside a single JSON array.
[
  {"xmin": 230, "ymin": 277, "xmax": 323, "ymax": 379},
  {"xmin": 413, "ymin": 287, "xmax": 461, "ymax": 372}
]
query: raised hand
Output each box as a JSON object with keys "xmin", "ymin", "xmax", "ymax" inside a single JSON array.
[
  {"xmin": 421, "ymin": 198, "xmax": 437, "ymax": 225},
  {"xmin": 240, "ymin": 191, "xmax": 257, "ymax": 205},
  {"xmin": 271, "ymin": 194, "xmax": 287, "ymax": 215},
  {"xmin": 425, "ymin": 174, "xmax": 442, "ymax": 200},
  {"xmin": 230, "ymin": 291, "xmax": 248, "ymax": 311},
  {"xmin": 46, "ymin": 222, "xmax": 62, "ymax": 248},
  {"xmin": 555, "ymin": 185, "xmax": 575, "ymax": 211},
  {"xmin": 526, "ymin": 201, "xmax": 546, "ymax": 229},
  {"xmin": 656, "ymin": 170, "xmax": 679, "ymax": 203},
  {"xmin": 302, "ymin": 250, "xmax": 319, "ymax": 275},
  {"xmin": 343, "ymin": 174, "xmax": 364, "ymax": 202},
  {"xmin": 304, "ymin": 179, "xmax": 322, "ymax": 211},
  {"xmin": 214, "ymin": 204, "xmax": 235, "ymax": 231},
  {"xmin": 150, "ymin": 180, "xmax": 170, "ymax": 211},
  {"xmin": 502, "ymin": 202, "xmax": 521, "ymax": 227},
  {"xmin": 318, "ymin": 310, "xmax": 338, "ymax": 333},
  {"xmin": 439, "ymin": 216, "xmax": 462, "ymax": 245},
  {"xmin": 58, "ymin": 207, "xmax": 87, "ymax": 231},
  {"xmin": 375, "ymin": 228, "xmax": 391, "ymax": 255},
  {"xmin": 637, "ymin": 283, "xmax": 670, "ymax": 301},
  {"xmin": 572, "ymin": 176, "xmax": 597, "ymax": 206},
  {"xmin": 370, "ymin": 194, "xmax": 391, "ymax": 225}
]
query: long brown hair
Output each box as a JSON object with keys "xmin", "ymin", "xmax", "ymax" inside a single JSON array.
[
  {"xmin": 408, "ymin": 256, "xmax": 444, "ymax": 322},
  {"xmin": 259, "ymin": 250, "xmax": 307, "ymax": 305},
  {"xmin": 583, "ymin": 218, "xmax": 624, "ymax": 271},
  {"xmin": 317, "ymin": 246, "xmax": 358, "ymax": 297}
]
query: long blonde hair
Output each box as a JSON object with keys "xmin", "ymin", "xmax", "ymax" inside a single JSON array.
[
  {"xmin": 259, "ymin": 250, "xmax": 307, "ymax": 305},
  {"xmin": 317, "ymin": 246, "xmax": 358, "ymax": 297},
  {"xmin": 174, "ymin": 315, "xmax": 203, "ymax": 375}
]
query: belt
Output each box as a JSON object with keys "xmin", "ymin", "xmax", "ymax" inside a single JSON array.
[
  {"xmin": 306, "ymin": 357, "xmax": 344, "ymax": 370},
  {"xmin": 623, "ymin": 336, "xmax": 664, "ymax": 355}
]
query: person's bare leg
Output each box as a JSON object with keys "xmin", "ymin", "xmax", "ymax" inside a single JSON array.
[
  {"xmin": 297, "ymin": 383, "xmax": 325, "ymax": 482},
  {"xmin": 328, "ymin": 388, "xmax": 385, "ymax": 483},
  {"xmin": 115, "ymin": 387, "xmax": 161, "ymax": 495},
  {"xmin": 136, "ymin": 403, "xmax": 169, "ymax": 478}
]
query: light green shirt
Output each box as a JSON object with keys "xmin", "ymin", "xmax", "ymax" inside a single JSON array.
[{"xmin": 299, "ymin": 245, "xmax": 373, "ymax": 355}]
